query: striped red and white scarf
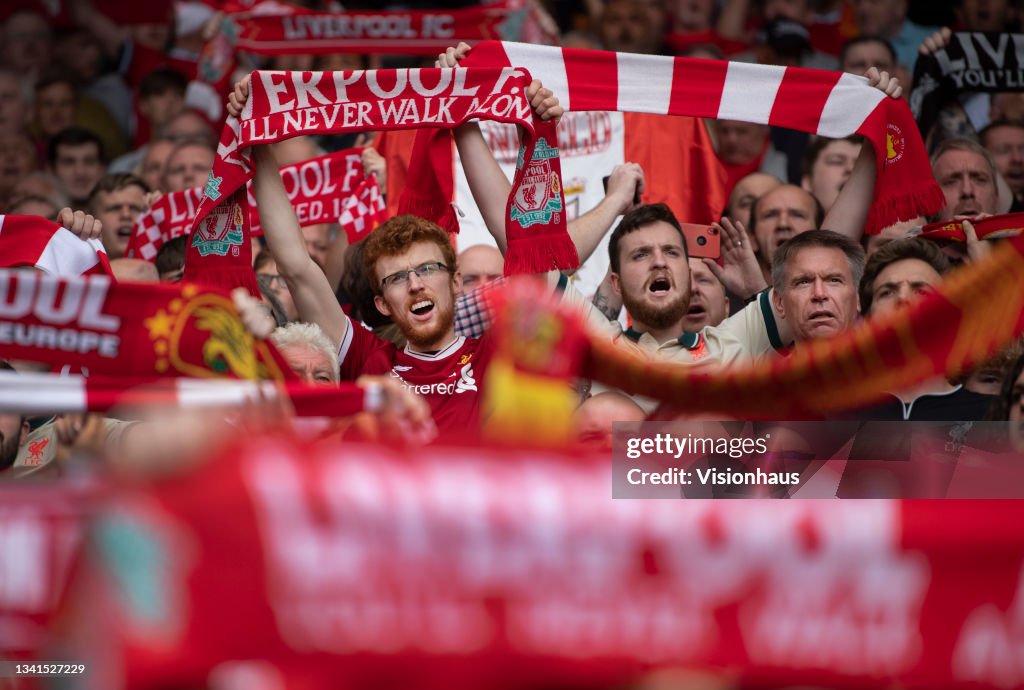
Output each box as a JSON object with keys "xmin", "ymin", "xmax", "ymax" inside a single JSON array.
[
  {"xmin": 463, "ymin": 41, "xmax": 945, "ymax": 233},
  {"xmin": 128, "ymin": 148, "xmax": 385, "ymax": 261},
  {"xmin": 0, "ymin": 215, "xmax": 112, "ymax": 277}
]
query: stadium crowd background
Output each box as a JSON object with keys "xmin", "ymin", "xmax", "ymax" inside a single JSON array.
[{"xmin": 0, "ymin": 0, "xmax": 1022, "ymax": 468}]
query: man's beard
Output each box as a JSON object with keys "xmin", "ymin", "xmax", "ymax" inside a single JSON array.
[
  {"xmin": 621, "ymin": 283, "xmax": 691, "ymax": 331},
  {"xmin": 0, "ymin": 431, "xmax": 19, "ymax": 471},
  {"xmin": 400, "ymin": 299, "xmax": 456, "ymax": 349}
]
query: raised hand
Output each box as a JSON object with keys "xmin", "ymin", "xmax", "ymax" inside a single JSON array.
[
  {"xmin": 865, "ymin": 66, "xmax": 903, "ymax": 100},
  {"xmin": 57, "ymin": 208, "xmax": 102, "ymax": 242},
  {"xmin": 703, "ymin": 217, "xmax": 768, "ymax": 299}
]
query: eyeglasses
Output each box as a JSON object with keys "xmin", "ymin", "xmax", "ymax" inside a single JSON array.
[
  {"xmin": 380, "ymin": 262, "xmax": 451, "ymax": 291},
  {"xmin": 257, "ymin": 273, "xmax": 286, "ymax": 290}
]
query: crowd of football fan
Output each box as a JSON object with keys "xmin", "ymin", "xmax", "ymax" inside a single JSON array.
[{"xmin": 2, "ymin": 0, "xmax": 1024, "ymax": 477}]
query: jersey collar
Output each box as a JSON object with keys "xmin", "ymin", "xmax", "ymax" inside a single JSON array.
[{"xmin": 623, "ymin": 327, "xmax": 701, "ymax": 349}]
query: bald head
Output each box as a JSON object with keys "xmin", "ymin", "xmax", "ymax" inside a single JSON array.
[
  {"xmin": 728, "ymin": 172, "xmax": 782, "ymax": 231},
  {"xmin": 457, "ymin": 244, "xmax": 504, "ymax": 291},
  {"xmin": 110, "ymin": 258, "xmax": 159, "ymax": 282},
  {"xmin": 575, "ymin": 392, "xmax": 646, "ymax": 450}
]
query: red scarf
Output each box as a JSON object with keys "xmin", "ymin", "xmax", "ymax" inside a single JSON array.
[
  {"xmin": 918, "ymin": 212, "xmax": 1024, "ymax": 242},
  {"xmin": 0, "ymin": 215, "xmax": 112, "ymax": 277},
  {"xmin": 463, "ymin": 41, "xmax": 945, "ymax": 234},
  {"xmin": 225, "ymin": 3, "xmax": 509, "ymax": 56},
  {"xmin": 0, "ymin": 269, "xmax": 293, "ymax": 381},
  {"xmin": 53, "ymin": 439, "xmax": 1024, "ymax": 690},
  {"xmin": 186, "ymin": 67, "xmax": 575, "ymax": 290},
  {"xmin": 197, "ymin": 1, "xmax": 511, "ymax": 105},
  {"xmin": 129, "ymin": 148, "xmax": 375, "ymax": 261}
]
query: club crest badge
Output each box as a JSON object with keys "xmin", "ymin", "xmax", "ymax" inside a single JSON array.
[
  {"xmin": 191, "ymin": 202, "xmax": 244, "ymax": 257},
  {"xmin": 510, "ymin": 138, "xmax": 563, "ymax": 228},
  {"xmin": 203, "ymin": 172, "xmax": 223, "ymax": 200},
  {"xmin": 885, "ymin": 123, "xmax": 905, "ymax": 166}
]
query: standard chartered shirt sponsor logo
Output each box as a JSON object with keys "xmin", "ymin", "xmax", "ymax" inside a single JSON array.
[{"xmin": 390, "ymin": 363, "xmax": 477, "ymax": 395}]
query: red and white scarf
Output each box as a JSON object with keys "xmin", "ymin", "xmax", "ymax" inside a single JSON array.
[
  {"xmin": 197, "ymin": 1, "xmax": 511, "ymax": 107},
  {"xmin": 224, "ymin": 3, "xmax": 509, "ymax": 56},
  {"xmin": 0, "ymin": 215, "xmax": 112, "ymax": 277},
  {"xmin": 0, "ymin": 269, "xmax": 293, "ymax": 381},
  {"xmin": 463, "ymin": 41, "xmax": 945, "ymax": 233},
  {"xmin": 0, "ymin": 370, "xmax": 373, "ymax": 418},
  {"xmin": 918, "ymin": 212, "xmax": 1024, "ymax": 242},
  {"xmin": 186, "ymin": 66, "xmax": 575, "ymax": 289},
  {"xmin": 128, "ymin": 148, "xmax": 383, "ymax": 261},
  {"xmin": 338, "ymin": 176, "xmax": 388, "ymax": 243}
]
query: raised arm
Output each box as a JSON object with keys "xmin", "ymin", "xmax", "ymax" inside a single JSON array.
[
  {"xmin": 441, "ymin": 44, "xmax": 575, "ymax": 259},
  {"xmin": 229, "ymin": 77, "xmax": 349, "ymax": 346},
  {"xmin": 822, "ymin": 67, "xmax": 903, "ymax": 241},
  {"xmin": 69, "ymin": 0, "xmax": 129, "ymax": 61}
]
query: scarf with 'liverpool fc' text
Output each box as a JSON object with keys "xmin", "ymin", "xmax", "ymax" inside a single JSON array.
[{"xmin": 185, "ymin": 67, "xmax": 575, "ymax": 291}]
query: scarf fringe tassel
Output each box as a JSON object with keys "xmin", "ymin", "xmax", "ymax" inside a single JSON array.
[
  {"xmin": 503, "ymin": 233, "xmax": 580, "ymax": 276},
  {"xmin": 867, "ymin": 181, "xmax": 946, "ymax": 235}
]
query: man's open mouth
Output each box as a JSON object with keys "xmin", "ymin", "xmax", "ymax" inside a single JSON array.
[
  {"xmin": 411, "ymin": 300, "xmax": 434, "ymax": 317},
  {"xmin": 648, "ymin": 276, "xmax": 671, "ymax": 295}
]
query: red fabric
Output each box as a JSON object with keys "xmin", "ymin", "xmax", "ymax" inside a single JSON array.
[
  {"xmin": 0, "ymin": 269, "xmax": 293, "ymax": 381},
  {"xmin": 190, "ymin": 67, "xmax": 576, "ymax": 288},
  {"xmin": 374, "ymin": 128, "xmax": 419, "ymax": 219},
  {"xmin": 668, "ymin": 55, "xmax": 729, "ymax": 119},
  {"xmin": 624, "ymin": 113, "xmax": 727, "ymax": 224},
  {"xmin": 769, "ymin": 67, "xmax": 843, "ymax": 132},
  {"xmin": 562, "ymin": 49, "xmax": 618, "ymax": 111}
]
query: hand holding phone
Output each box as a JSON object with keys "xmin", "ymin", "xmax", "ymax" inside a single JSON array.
[
  {"xmin": 602, "ymin": 164, "xmax": 644, "ymax": 209},
  {"xmin": 679, "ymin": 223, "xmax": 720, "ymax": 259}
]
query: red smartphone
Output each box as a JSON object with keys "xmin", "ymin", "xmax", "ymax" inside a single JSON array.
[{"xmin": 679, "ymin": 223, "xmax": 720, "ymax": 259}]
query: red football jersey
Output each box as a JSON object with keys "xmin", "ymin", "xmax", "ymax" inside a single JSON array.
[{"xmin": 338, "ymin": 319, "xmax": 495, "ymax": 436}]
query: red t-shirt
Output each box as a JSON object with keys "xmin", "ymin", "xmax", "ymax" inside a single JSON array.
[{"xmin": 338, "ymin": 318, "xmax": 496, "ymax": 436}]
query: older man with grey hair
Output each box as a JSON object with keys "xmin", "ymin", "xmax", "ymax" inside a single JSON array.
[{"xmin": 269, "ymin": 322, "xmax": 340, "ymax": 385}]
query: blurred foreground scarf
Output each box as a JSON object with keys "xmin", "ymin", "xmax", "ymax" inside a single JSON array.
[
  {"xmin": 0, "ymin": 215, "xmax": 112, "ymax": 277},
  {"xmin": 0, "ymin": 269, "xmax": 292, "ymax": 381}
]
